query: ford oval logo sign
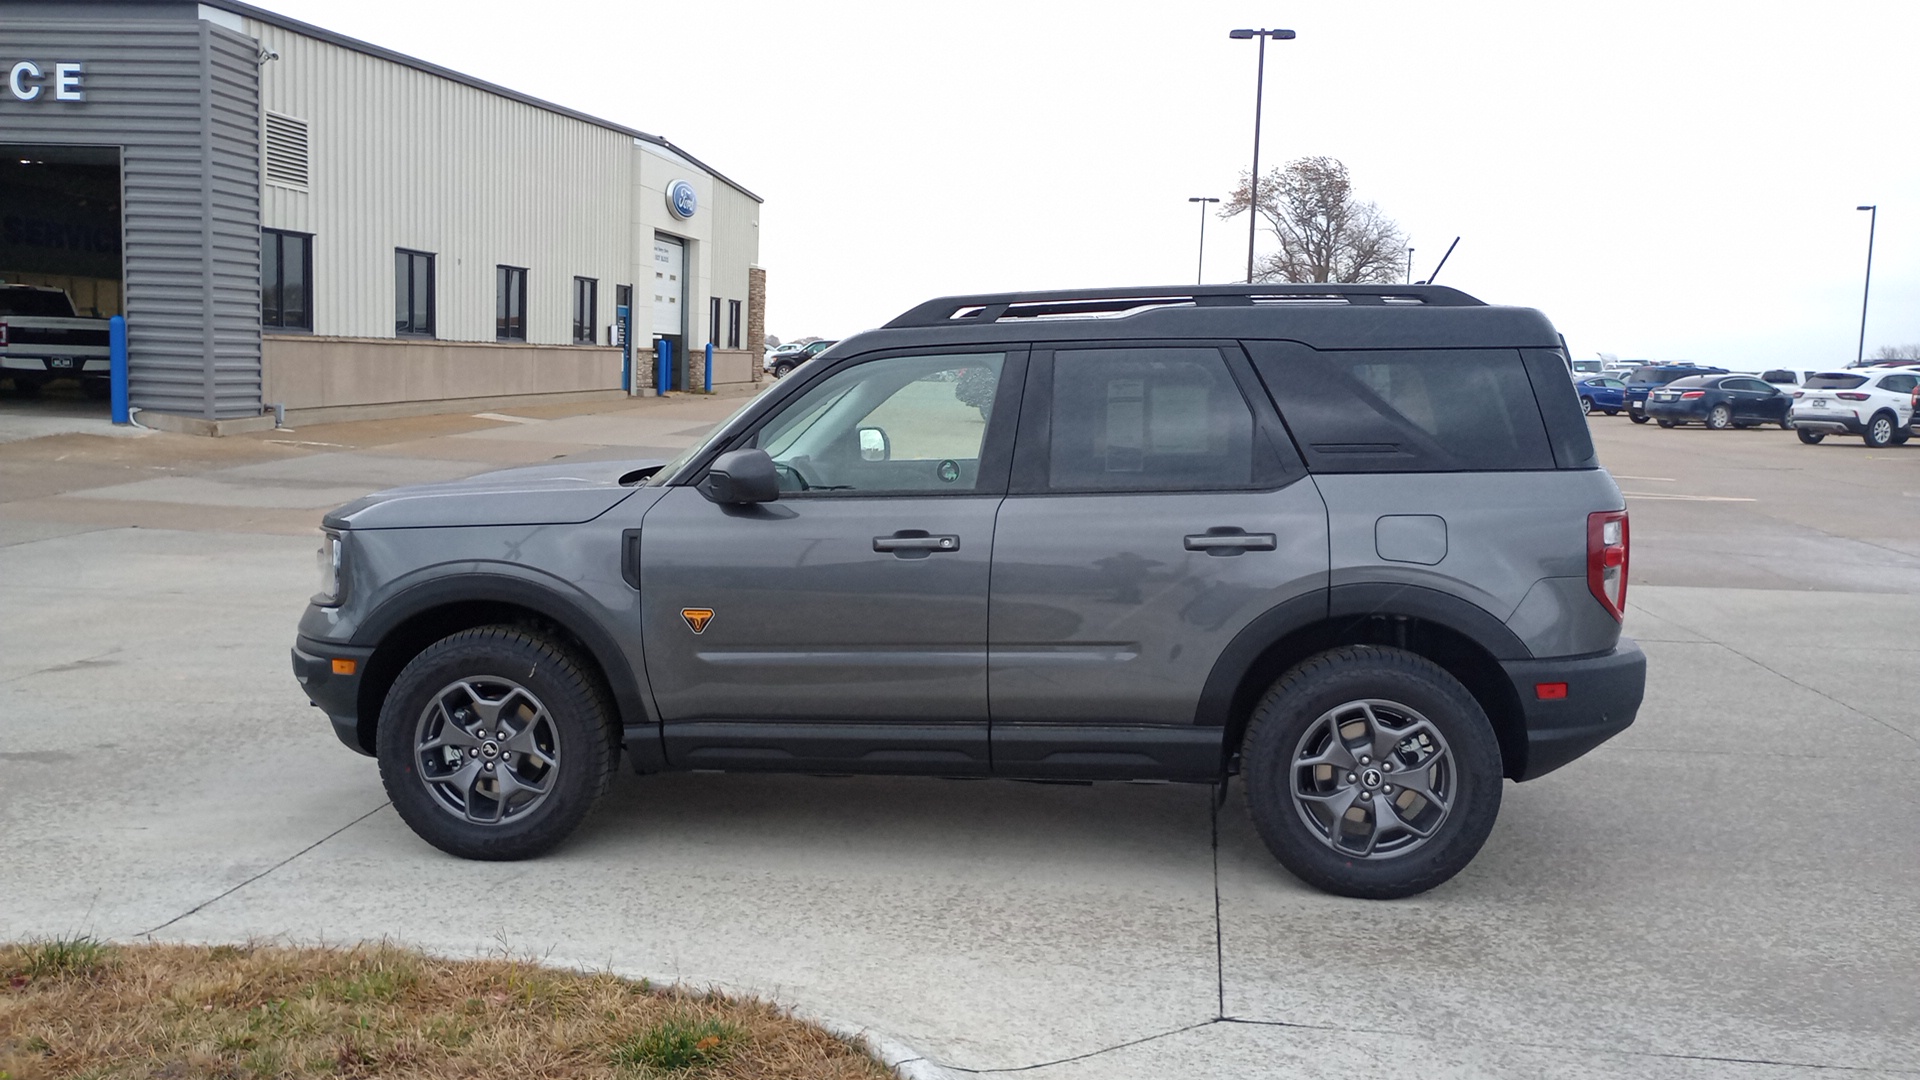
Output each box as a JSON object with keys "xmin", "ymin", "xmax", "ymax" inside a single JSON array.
[{"xmin": 667, "ymin": 179, "xmax": 697, "ymax": 220}]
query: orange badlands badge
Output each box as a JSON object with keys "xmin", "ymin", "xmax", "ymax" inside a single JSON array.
[{"xmin": 680, "ymin": 608, "xmax": 714, "ymax": 634}]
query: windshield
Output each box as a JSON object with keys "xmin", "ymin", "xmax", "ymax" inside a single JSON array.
[
  {"xmin": 1803, "ymin": 374, "xmax": 1867, "ymax": 390},
  {"xmin": 645, "ymin": 380, "xmax": 786, "ymax": 485},
  {"xmin": 0, "ymin": 288, "xmax": 76, "ymax": 317}
]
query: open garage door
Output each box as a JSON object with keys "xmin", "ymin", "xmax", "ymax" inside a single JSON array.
[{"xmin": 0, "ymin": 144, "xmax": 121, "ymax": 406}]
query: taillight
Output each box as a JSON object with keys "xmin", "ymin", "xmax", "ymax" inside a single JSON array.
[
  {"xmin": 1679, "ymin": 391, "xmax": 1706, "ymax": 399},
  {"xmin": 1793, "ymin": 391, "xmax": 1804, "ymax": 398},
  {"xmin": 1588, "ymin": 510, "xmax": 1629, "ymax": 622},
  {"xmin": 1836, "ymin": 392, "xmax": 1869, "ymax": 401}
]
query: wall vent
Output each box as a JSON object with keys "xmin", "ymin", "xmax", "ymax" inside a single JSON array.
[{"xmin": 263, "ymin": 111, "xmax": 310, "ymax": 189}]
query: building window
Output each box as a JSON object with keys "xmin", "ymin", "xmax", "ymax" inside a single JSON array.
[
  {"xmin": 709, "ymin": 296, "xmax": 722, "ymax": 346},
  {"xmin": 572, "ymin": 276, "xmax": 598, "ymax": 344},
  {"xmin": 261, "ymin": 228, "xmax": 311, "ymax": 331},
  {"xmin": 496, "ymin": 265, "xmax": 527, "ymax": 341},
  {"xmin": 727, "ymin": 299, "xmax": 742, "ymax": 349},
  {"xmin": 395, "ymin": 249, "xmax": 435, "ymax": 337}
]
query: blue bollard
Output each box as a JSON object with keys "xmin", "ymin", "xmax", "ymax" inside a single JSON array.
[
  {"xmin": 655, "ymin": 338, "xmax": 670, "ymax": 396},
  {"xmin": 109, "ymin": 314, "xmax": 129, "ymax": 424},
  {"xmin": 704, "ymin": 342, "xmax": 713, "ymax": 394}
]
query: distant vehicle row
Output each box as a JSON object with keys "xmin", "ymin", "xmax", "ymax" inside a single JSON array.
[{"xmin": 1581, "ymin": 362, "xmax": 1920, "ymax": 449}]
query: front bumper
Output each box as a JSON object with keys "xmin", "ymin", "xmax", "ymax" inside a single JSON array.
[
  {"xmin": 292, "ymin": 636, "xmax": 375, "ymax": 755},
  {"xmin": 1500, "ymin": 638, "xmax": 1646, "ymax": 781}
]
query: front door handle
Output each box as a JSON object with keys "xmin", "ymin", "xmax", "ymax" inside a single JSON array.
[
  {"xmin": 1184, "ymin": 530, "xmax": 1276, "ymax": 555},
  {"xmin": 874, "ymin": 531, "xmax": 960, "ymax": 557}
]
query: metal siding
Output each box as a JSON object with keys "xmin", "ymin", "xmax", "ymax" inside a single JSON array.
[
  {"xmin": 0, "ymin": 15, "xmax": 263, "ymax": 419},
  {"xmin": 250, "ymin": 19, "xmax": 635, "ymax": 346}
]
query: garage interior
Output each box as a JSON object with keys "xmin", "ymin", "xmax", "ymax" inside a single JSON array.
[{"xmin": 0, "ymin": 143, "xmax": 121, "ymax": 406}]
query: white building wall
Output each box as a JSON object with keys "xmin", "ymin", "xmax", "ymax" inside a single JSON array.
[{"xmin": 248, "ymin": 17, "xmax": 636, "ymax": 346}]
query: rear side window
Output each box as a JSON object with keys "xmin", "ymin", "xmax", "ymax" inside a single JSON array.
[
  {"xmin": 1881, "ymin": 374, "xmax": 1919, "ymax": 394},
  {"xmin": 1804, "ymin": 374, "xmax": 1867, "ymax": 390},
  {"xmin": 1247, "ymin": 343, "xmax": 1558, "ymax": 472},
  {"xmin": 1047, "ymin": 348, "xmax": 1258, "ymax": 492}
]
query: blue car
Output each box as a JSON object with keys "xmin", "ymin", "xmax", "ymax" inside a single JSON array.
[
  {"xmin": 1624, "ymin": 364, "xmax": 1728, "ymax": 424},
  {"xmin": 1575, "ymin": 376, "xmax": 1625, "ymax": 416}
]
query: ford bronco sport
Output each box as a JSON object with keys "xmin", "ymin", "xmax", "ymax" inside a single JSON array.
[{"xmin": 292, "ymin": 284, "xmax": 1646, "ymax": 899}]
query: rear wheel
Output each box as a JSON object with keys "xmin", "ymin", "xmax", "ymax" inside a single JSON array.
[
  {"xmin": 1241, "ymin": 646, "xmax": 1503, "ymax": 900},
  {"xmin": 377, "ymin": 626, "xmax": 616, "ymax": 860},
  {"xmin": 1657, "ymin": 419, "xmax": 1676, "ymax": 428},
  {"xmin": 1781, "ymin": 415, "xmax": 1796, "ymax": 430},
  {"xmin": 1707, "ymin": 404, "xmax": 1733, "ymax": 430},
  {"xmin": 1863, "ymin": 411, "xmax": 1897, "ymax": 448},
  {"xmin": 1798, "ymin": 429, "xmax": 1825, "ymax": 445},
  {"xmin": 1580, "ymin": 396, "xmax": 1593, "ymax": 416},
  {"xmin": 1629, "ymin": 412, "xmax": 1649, "ymax": 424}
]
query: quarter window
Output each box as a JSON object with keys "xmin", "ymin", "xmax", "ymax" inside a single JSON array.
[
  {"xmin": 496, "ymin": 265, "xmax": 527, "ymax": 341},
  {"xmin": 262, "ymin": 228, "xmax": 311, "ymax": 331},
  {"xmin": 1047, "ymin": 348, "xmax": 1257, "ymax": 492},
  {"xmin": 753, "ymin": 353, "xmax": 1006, "ymax": 495},
  {"xmin": 727, "ymin": 300, "xmax": 743, "ymax": 349},
  {"xmin": 394, "ymin": 249, "xmax": 434, "ymax": 336}
]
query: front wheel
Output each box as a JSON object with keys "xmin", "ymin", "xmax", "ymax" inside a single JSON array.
[
  {"xmin": 1241, "ymin": 646, "xmax": 1503, "ymax": 900},
  {"xmin": 773, "ymin": 361, "xmax": 795, "ymax": 378},
  {"xmin": 1798, "ymin": 429, "xmax": 1825, "ymax": 444},
  {"xmin": 377, "ymin": 626, "xmax": 616, "ymax": 860}
]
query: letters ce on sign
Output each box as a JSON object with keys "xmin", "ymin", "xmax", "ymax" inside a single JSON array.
[{"xmin": 7, "ymin": 61, "xmax": 86, "ymax": 102}]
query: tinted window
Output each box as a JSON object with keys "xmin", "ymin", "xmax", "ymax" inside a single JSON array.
[
  {"xmin": 1251, "ymin": 344, "xmax": 1556, "ymax": 472},
  {"xmin": 1726, "ymin": 378, "xmax": 1773, "ymax": 392},
  {"xmin": 1047, "ymin": 349, "xmax": 1256, "ymax": 492},
  {"xmin": 754, "ymin": 353, "xmax": 1005, "ymax": 495},
  {"xmin": 1881, "ymin": 374, "xmax": 1919, "ymax": 394},
  {"xmin": 1804, "ymin": 374, "xmax": 1867, "ymax": 390},
  {"xmin": 1666, "ymin": 376, "xmax": 1712, "ymax": 388},
  {"xmin": 1761, "ymin": 369, "xmax": 1795, "ymax": 383},
  {"xmin": 0, "ymin": 288, "xmax": 76, "ymax": 317}
]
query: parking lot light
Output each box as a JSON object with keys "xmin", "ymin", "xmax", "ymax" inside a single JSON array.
[
  {"xmin": 1855, "ymin": 205, "xmax": 1876, "ymax": 366},
  {"xmin": 1230, "ymin": 27, "xmax": 1297, "ymax": 284}
]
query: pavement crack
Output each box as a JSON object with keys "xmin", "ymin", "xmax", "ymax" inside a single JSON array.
[
  {"xmin": 138, "ymin": 801, "xmax": 389, "ymax": 937},
  {"xmin": 939, "ymin": 1019, "xmax": 1221, "ymax": 1074},
  {"xmin": 1647, "ymin": 610, "xmax": 1917, "ymax": 747}
]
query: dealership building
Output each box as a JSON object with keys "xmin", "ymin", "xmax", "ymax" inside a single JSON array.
[{"xmin": 0, "ymin": 0, "xmax": 764, "ymax": 432}]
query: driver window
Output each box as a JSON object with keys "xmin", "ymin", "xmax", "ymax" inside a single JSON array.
[{"xmin": 753, "ymin": 353, "xmax": 1006, "ymax": 494}]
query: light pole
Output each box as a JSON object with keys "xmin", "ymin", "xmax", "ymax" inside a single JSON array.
[
  {"xmin": 1855, "ymin": 204, "xmax": 1877, "ymax": 366},
  {"xmin": 1230, "ymin": 27, "xmax": 1296, "ymax": 284},
  {"xmin": 1405, "ymin": 245, "xmax": 1415, "ymax": 284},
  {"xmin": 1188, "ymin": 196, "xmax": 1219, "ymax": 284}
]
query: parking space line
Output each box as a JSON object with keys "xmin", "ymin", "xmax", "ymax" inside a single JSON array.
[{"xmin": 1622, "ymin": 492, "xmax": 1757, "ymax": 502}]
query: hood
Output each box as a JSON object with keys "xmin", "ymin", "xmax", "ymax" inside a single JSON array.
[{"xmin": 322, "ymin": 459, "xmax": 664, "ymax": 530}]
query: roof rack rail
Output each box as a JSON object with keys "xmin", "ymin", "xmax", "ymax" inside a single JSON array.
[{"xmin": 883, "ymin": 284, "xmax": 1484, "ymax": 328}]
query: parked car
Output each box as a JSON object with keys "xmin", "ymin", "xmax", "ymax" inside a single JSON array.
[
  {"xmin": 291, "ymin": 283, "xmax": 1645, "ymax": 900},
  {"xmin": 1623, "ymin": 364, "xmax": 1728, "ymax": 424},
  {"xmin": 0, "ymin": 284, "xmax": 111, "ymax": 397},
  {"xmin": 764, "ymin": 339, "xmax": 837, "ymax": 378},
  {"xmin": 1793, "ymin": 368, "xmax": 1920, "ymax": 447},
  {"xmin": 1574, "ymin": 376, "xmax": 1625, "ymax": 416},
  {"xmin": 1643, "ymin": 374, "xmax": 1795, "ymax": 430},
  {"xmin": 1568, "ymin": 359, "xmax": 1604, "ymax": 376}
]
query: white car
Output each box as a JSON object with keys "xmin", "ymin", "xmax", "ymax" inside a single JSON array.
[{"xmin": 1792, "ymin": 367, "xmax": 1920, "ymax": 447}]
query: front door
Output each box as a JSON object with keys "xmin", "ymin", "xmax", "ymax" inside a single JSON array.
[
  {"xmin": 639, "ymin": 349, "xmax": 1023, "ymax": 774},
  {"xmin": 988, "ymin": 345, "xmax": 1329, "ymax": 779}
]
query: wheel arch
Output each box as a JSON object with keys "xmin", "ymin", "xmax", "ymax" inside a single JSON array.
[
  {"xmin": 347, "ymin": 575, "xmax": 648, "ymax": 755},
  {"xmin": 1200, "ymin": 585, "xmax": 1532, "ymax": 781}
]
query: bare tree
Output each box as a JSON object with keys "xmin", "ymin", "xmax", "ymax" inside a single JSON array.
[
  {"xmin": 1222, "ymin": 156, "xmax": 1408, "ymax": 285},
  {"xmin": 1870, "ymin": 343, "xmax": 1920, "ymax": 361}
]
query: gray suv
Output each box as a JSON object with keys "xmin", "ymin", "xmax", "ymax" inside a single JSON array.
[{"xmin": 293, "ymin": 285, "xmax": 1645, "ymax": 899}]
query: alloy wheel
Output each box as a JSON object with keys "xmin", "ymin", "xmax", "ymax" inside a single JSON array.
[
  {"xmin": 413, "ymin": 677, "xmax": 561, "ymax": 825},
  {"xmin": 1291, "ymin": 699, "xmax": 1455, "ymax": 860}
]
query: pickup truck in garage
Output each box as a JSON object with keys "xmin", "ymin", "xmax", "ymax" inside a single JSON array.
[{"xmin": 0, "ymin": 284, "xmax": 111, "ymax": 396}]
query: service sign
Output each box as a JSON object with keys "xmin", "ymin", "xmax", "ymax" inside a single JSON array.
[{"xmin": 6, "ymin": 61, "xmax": 85, "ymax": 102}]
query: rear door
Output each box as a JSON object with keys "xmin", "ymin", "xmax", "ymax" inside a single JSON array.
[{"xmin": 986, "ymin": 343, "xmax": 1328, "ymax": 780}]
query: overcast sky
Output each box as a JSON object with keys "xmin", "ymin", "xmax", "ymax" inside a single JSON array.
[{"xmin": 260, "ymin": 0, "xmax": 1919, "ymax": 368}]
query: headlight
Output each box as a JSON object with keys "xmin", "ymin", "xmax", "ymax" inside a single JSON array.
[{"xmin": 315, "ymin": 531, "xmax": 343, "ymax": 605}]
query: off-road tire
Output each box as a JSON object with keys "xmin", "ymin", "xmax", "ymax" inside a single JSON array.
[
  {"xmin": 1241, "ymin": 645, "xmax": 1504, "ymax": 900},
  {"xmin": 377, "ymin": 626, "xmax": 617, "ymax": 860},
  {"xmin": 1798, "ymin": 429, "xmax": 1824, "ymax": 445}
]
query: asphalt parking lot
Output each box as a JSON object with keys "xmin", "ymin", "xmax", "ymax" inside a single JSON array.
[{"xmin": 3, "ymin": 397, "xmax": 1917, "ymax": 1078}]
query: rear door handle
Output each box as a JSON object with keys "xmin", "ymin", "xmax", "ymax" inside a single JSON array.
[
  {"xmin": 874, "ymin": 532, "xmax": 960, "ymax": 555},
  {"xmin": 1184, "ymin": 530, "xmax": 1276, "ymax": 555}
]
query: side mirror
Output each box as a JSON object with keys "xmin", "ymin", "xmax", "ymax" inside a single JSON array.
[
  {"xmin": 699, "ymin": 448, "xmax": 780, "ymax": 505},
  {"xmin": 858, "ymin": 426, "xmax": 890, "ymax": 462}
]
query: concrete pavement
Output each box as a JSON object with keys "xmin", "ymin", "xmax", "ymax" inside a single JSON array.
[{"xmin": 2, "ymin": 399, "xmax": 1917, "ymax": 1078}]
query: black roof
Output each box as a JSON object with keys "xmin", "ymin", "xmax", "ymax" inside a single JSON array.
[{"xmin": 833, "ymin": 284, "xmax": 1562, "ymax": 355}]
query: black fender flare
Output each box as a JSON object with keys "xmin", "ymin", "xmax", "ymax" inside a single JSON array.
[{"xmin": 351, "ymin": 572, "xmax": 653, "ymax": 733}]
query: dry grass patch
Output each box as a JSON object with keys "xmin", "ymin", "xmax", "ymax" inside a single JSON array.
[{"xmin": 0, "ymin": 939, "xmax": 894, "ymax": 1080}]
